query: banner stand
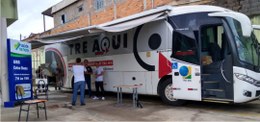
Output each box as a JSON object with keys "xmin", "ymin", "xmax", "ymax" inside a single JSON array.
[
  {"xmin": 4, "ymin": 101, "xmax": 15, "ymax": 107},
  {"xmin": 4, "ymin": 39, "xmax": 32, "ymax": 108}
]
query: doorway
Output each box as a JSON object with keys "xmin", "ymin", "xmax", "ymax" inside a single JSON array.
[{"xmin": 200, "ymin": 25, "xmax": 234, "ymax": 100}]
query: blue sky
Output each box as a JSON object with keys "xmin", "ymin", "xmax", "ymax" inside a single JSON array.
[{"xmin": 7, "ymin": 0, "xmax": 62, "ymax": 40}]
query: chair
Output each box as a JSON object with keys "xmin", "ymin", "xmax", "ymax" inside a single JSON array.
[
  {"xmin": 16, "ymin": 85, "xmax": 48, "ymax": 121},
  {"xmin": 35, "ymin": 79, "xmax": 48, "ymax": 100}
]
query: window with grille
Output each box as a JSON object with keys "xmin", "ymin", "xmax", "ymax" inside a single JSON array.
[{"xmin": 94, "ymin": 0, "xmax": 104, "ymax": 10}]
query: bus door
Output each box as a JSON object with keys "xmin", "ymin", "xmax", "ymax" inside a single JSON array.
[
  {"xmin": 200, "ymin": 24, "xmax": 233, "ymax": 100},
  {"xmin": 171, "ymin": 30, "xmax": 202, "ymax": 101}
]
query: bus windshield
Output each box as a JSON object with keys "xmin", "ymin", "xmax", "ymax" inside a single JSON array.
[{"xmin": 227, "ymin": 17, "xmax": 260, "ymax": 66}]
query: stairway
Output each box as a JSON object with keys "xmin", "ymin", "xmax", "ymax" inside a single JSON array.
[{"xmin": 202, "ymin": 74, "xmax": 226, "ymax": 99}]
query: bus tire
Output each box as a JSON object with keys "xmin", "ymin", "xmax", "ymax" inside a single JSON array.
[{"xmin": 158, "ymin": 78, "xmax": 186, "ymax": 106}]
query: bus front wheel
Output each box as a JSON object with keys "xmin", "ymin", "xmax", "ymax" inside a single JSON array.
[{"xmin": 159, "ymin": 78, "xmax": 186, "ymax": 106}]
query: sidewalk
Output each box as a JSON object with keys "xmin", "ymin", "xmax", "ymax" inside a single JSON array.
[
  {"xmin": 1, "ymin": 87, "xmax": 145, "ymax": 121},
  {"xmin": 1, "ymin": 87, "xmax": 260, "ymax": 121}
]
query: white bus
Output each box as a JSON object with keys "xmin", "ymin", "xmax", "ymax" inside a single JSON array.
[{"xmin": 42, "ymin": 5, "xmax": 260, "ymax": 105}]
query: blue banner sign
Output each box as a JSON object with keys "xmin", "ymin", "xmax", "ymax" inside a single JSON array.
[{"xmin": 6, "ymin": 39, "xmax": 32, "ymax": 106}]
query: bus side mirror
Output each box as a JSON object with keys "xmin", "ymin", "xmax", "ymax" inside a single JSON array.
[{"xmin": 253, "ymin": 25, "xmax": 260, "ymax": 30}]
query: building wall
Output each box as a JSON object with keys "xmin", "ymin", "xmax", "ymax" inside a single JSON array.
[
  {"xmin": 37, "ymin": 0, "xmax": 260, "ymax": 37},
  {"xmin": 53, "ymin": 0, "xmax": 87, "ymax": 27},
  {"xmin": 51, "ymin": 0, "xmax": 89, "ymax": 34},
  {"xmin": 210, "ymin": 0, "xmax": 260, "ymax": 41},
  {"xmin": 49, "ymin": 0, "xmax": 204, "ymax": 35},
  {"xmin": 251, "ymin": 16, "xmax": 260, "ymax": 42},
  {"xmin": 211, "ymin": 0, "xmax": 260, "ymax": 17},
  {"xmin": 90, "ymin": 0, "xmax": 116, "ymax": 25}
]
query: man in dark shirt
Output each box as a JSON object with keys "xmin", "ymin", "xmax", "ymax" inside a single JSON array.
[{"xmin": 84, "ymin": 60, "xmax": 93, "ymax": 98}]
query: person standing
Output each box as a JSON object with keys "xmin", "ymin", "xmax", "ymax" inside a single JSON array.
[
  {"xmin": 93, "ymin": 65, "xmax": 105, "ymax": 100},
  {"xmin": 55, "ymin": 64, "xmax": 63, "ymax": 90},
  {"xmin": 72, "ymin": 58, "xmax": 86, "ymax": 106},
  {"xmin": 84, "ymin": 60, "xmax": 93, "ymax": 98},
  {"xmin": 36, "ymin": 66, "xmax": 43, "ymax": 78}
]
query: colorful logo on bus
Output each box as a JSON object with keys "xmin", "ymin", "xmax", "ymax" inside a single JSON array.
[{"xmin": 179, "ymin": 66, "xmax": 192, "ymax": 79}]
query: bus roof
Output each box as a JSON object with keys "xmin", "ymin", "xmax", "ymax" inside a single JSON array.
[{"xmin": 168, "ymin": 5, "xmax": 230, "ymax": 16}]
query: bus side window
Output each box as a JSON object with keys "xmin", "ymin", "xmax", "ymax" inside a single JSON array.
[{"xmin": 172, "ymin": 31, "xmax": 199, "ymax": 64}]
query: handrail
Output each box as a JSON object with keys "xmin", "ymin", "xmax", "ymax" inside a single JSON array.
[{"xmin": 220, "ymin": 60, "xmax": 231, "ymax": 83}]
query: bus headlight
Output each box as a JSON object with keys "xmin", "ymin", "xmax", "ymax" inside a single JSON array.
[{"xmin": 234, "ymin": 73, "xmax": 260, "ymax": 87}]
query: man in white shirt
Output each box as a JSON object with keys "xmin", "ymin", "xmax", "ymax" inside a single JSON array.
[
  {"xmin": 72, "ymin": 58, "xmax": 86, "ymax": 106},
  {"xmin": 93, "ymin": 65, "xmax": 105, "ymax": 100}
]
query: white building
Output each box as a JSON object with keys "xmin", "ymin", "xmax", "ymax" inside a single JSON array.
[{"xmin": 0, "ymin": 0, "xmax": 18, "ymax": 104}]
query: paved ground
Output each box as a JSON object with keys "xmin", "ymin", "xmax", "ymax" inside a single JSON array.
[{"xmin": 1, "ymin": 87, "xmax": 260, "ymax": 121}]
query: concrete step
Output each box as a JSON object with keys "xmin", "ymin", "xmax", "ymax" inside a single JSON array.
[
  {"xmin": 201, "ymin": 73, "xmax": 222, "ymax": 81},
  {"xmin": 206, "ymin": 89, "xmax": 224, "ymax": 92},
  {"xmin": 205, "ymin": 89, "xmax": 226, "ymax": 98},
  {"xmin": 203, "ymin": 97, "xmax": 233, "ymax": 103},
  {"xmin": 203, "ymin": 81, "xmax": 219, "ymax": 89},
  {"xmin": 204, "ymin": 81, "xmax": 219, "ymax": 84}
]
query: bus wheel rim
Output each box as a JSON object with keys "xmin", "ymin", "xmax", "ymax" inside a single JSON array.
[{"xmin": 165, "ymin": 83, "xmax": 176, "ymax": 101}]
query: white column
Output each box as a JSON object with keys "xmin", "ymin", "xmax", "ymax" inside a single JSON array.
[
  {"xmin": 143, "ymin": 0, "xmax": 147, "ymax": 10},
  {"xmin": 0, "ymin": 17, "xmax": 10, "ymax": 104},
  {"xmin": 43, "ymin": 15, "xmax": 46, "ymax": 32},
  {"xmin": 113, "ymin": 0, "xmax": 117, "ymax": 19},
  {"xmin": 151, "ymin": 0, "xmax": 154, "ymax": 9}
]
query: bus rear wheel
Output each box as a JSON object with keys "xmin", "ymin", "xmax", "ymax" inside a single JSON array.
[{"xmin": 159, "ymin": 78, "xmax": 186, "ymax": 106}]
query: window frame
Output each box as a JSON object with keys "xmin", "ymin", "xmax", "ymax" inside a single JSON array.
[
  {"xmin": 94, "ymin": 0, "xmax": 105, "ymax": 11},
  {"xmin": 78, "ymin": 4, "xmax": 83, "ymax": 12},
  {"xmin": 172, "ymin": 29, "xmax": 199, "ymax": 64}
]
